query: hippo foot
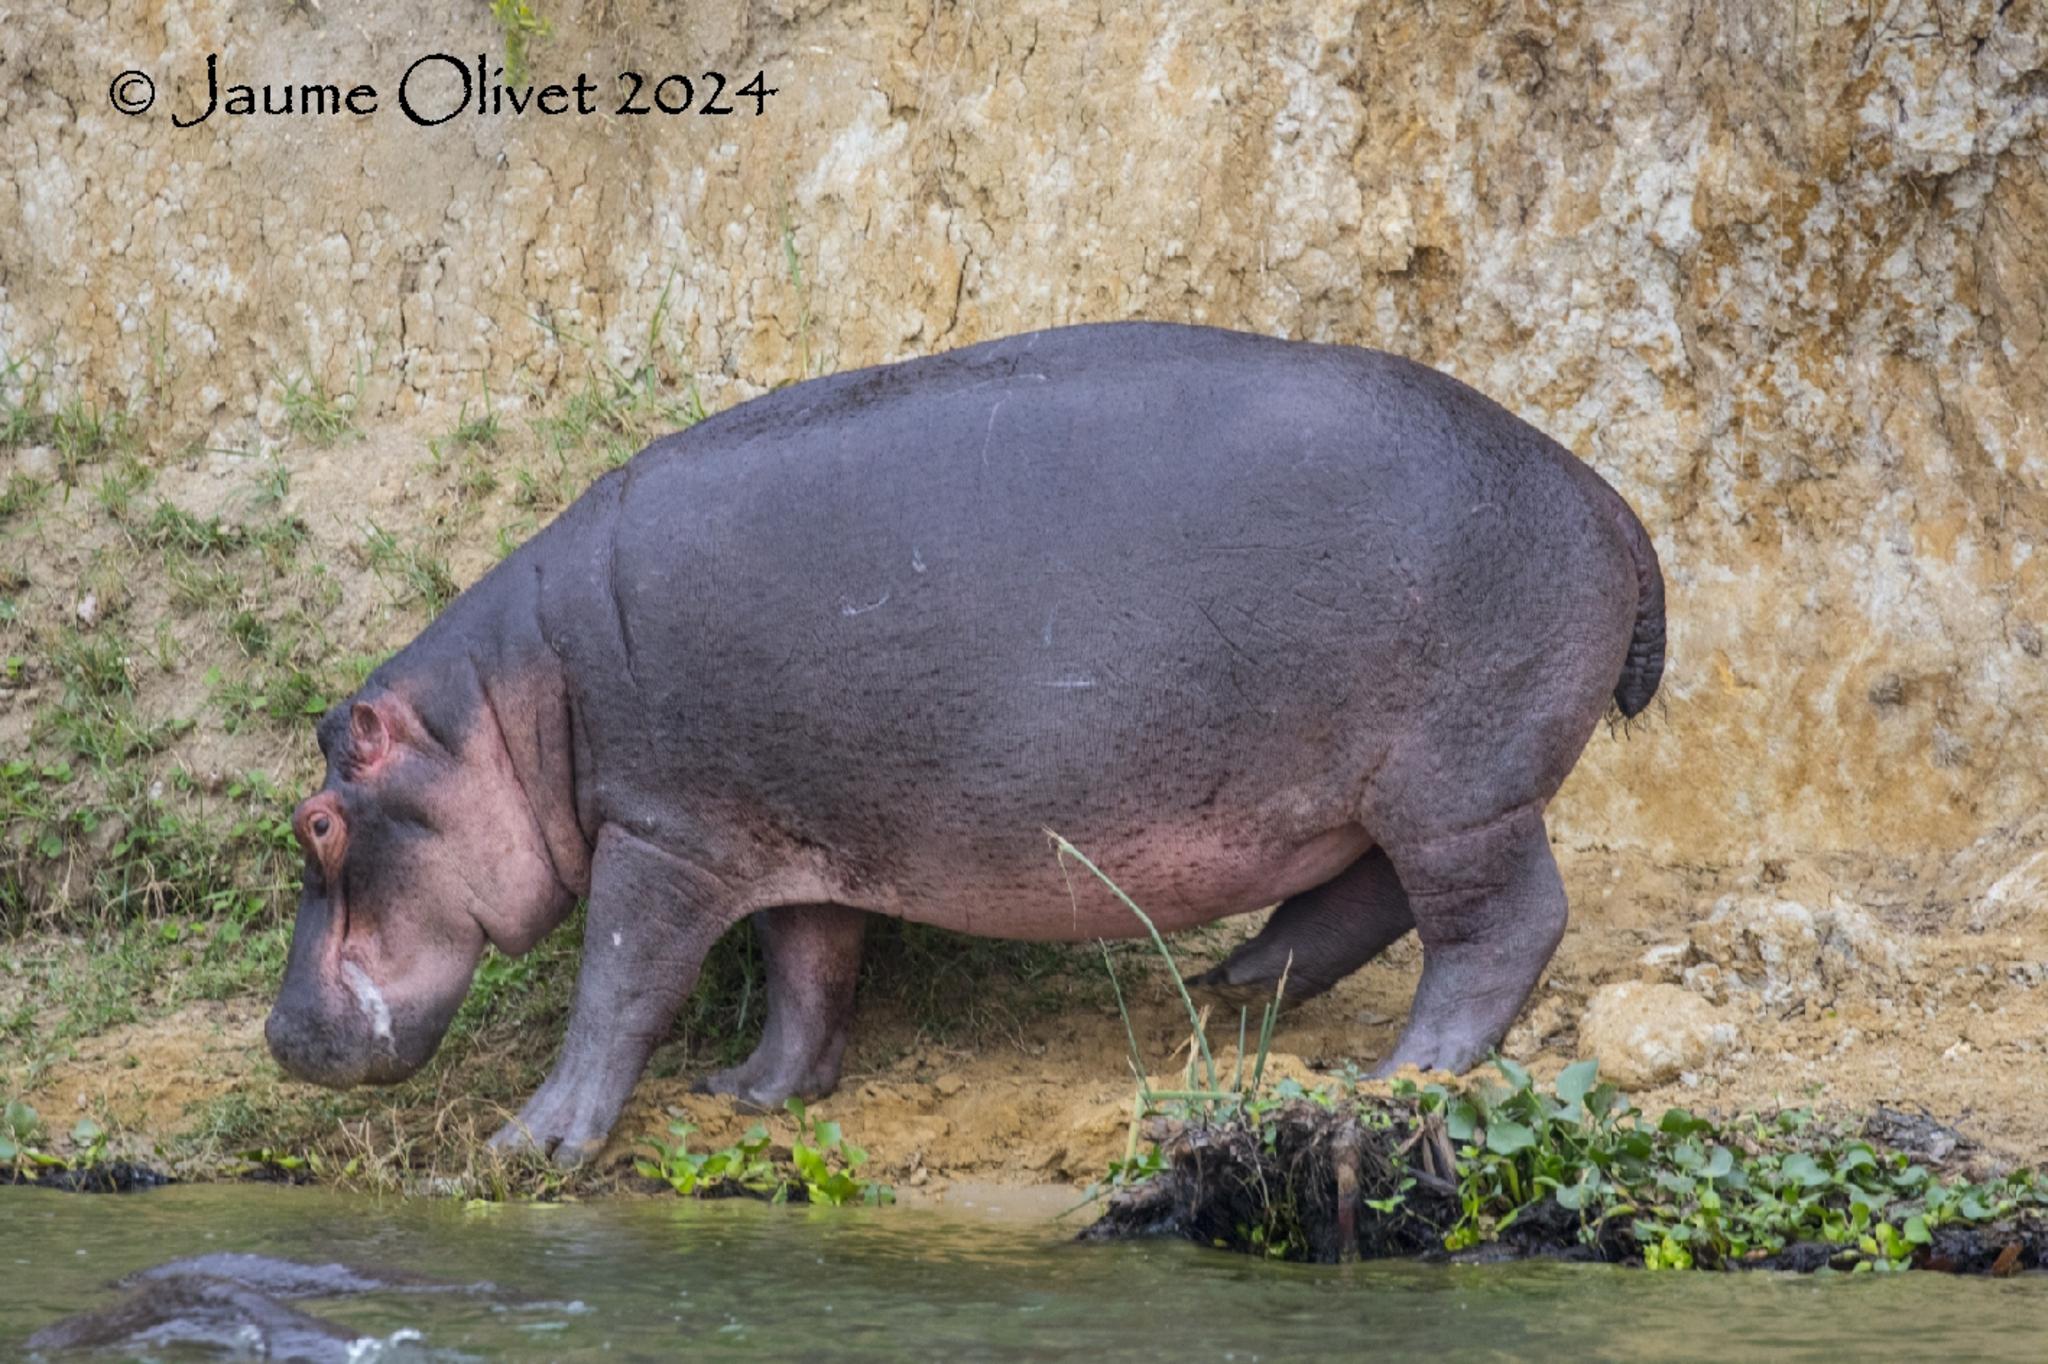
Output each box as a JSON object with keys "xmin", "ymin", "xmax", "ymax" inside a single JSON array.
[
  {"xmin": 692, "ymin": 1056, "xmax": 840, "ymax": 1112},
  {"xmin": 487, "ymin": 1082, "xmax": 620, "ymax": 1169},
  {"xmin": 1185, "ymin": 963, "xmax": 1323, "ymax": 1013},
  {"xmin": 1369, "ymin": 1038, "xmax": 1485, "ymax": 1079}
]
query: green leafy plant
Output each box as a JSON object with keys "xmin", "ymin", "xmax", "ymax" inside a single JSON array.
[
  {"xmin": 636, "ymin": 1120, "xmax": 779, "ymax": 1197},
  {"xmin": 1388, "ymin": 1059, "xmax": 2048, "ymax": 1271},
  {"xmin": 787, "ymin": 1099, "xmax": 891, "ymax": 1206},
  {"xmin": 0, "ymin": 1098, "xmax": 46, "ymax": 1167},
  {"xmin": 634, "ymin": 1103, "xmax": 892, "ymax": 1206},
  {"xmin": 0, "ymin": 1101, "xmax": 112, "ymax": 1177}
]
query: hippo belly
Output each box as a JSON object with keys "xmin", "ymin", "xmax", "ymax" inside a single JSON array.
[{"xmin": 876, "ymin": 823, "xmax": 1380, "ymax": 942}]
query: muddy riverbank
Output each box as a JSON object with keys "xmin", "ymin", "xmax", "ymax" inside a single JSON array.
[{"xmin": 12, "ymin": 835, "xmax": 2048, "ymax": 1197}]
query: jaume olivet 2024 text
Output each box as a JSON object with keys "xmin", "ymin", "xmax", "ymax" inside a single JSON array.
[{"xmin": 108, "ymin": 53, "xmax": 779, "ymax": 125}]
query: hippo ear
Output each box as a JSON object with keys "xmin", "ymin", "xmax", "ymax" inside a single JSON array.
[{"xmin": 347, "ymin": 695, "xmax": 418, "ymax": 777}]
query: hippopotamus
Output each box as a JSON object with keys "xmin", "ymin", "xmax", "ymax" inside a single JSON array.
[
  {"xmin": 263, "ymin": 321, "xmax": 1664, "ymax": 1165},
  {"xmin": 25, "ymin": 1254, "xmax": 490, "ymax": 1360}
]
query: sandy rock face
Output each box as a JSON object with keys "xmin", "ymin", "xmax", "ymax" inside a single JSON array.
[
  {"xmin": 3, "ymin": 0, "xmax": 2045, "ymax": 876},
  {"xmin": 1579, "ymin": 982, "xmax": 1739, "ymax": 1089}
]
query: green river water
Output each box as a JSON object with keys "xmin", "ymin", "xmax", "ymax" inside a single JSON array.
[{"xmin": 5, "ymin": 1183, "xmax": 2047, "ymax": 1360}]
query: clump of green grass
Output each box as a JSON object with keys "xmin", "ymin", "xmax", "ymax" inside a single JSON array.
[
  {"xmin": 246, "ymin": 455, "xmax": 292, "ymax": 511},
  {"xmin": 490, "ymin": 0, "xmax": 550, "ymax": 84},
  {"xmin": 1, "ymin": 759, "xmax": 297, "ymax": 934},
  {"xmin": 209, "ymin": 666, "xmax": 331, "ymax": 733},
  {"xmin": 93, "ymin": 454, "xmax": 153, "ymax": 524},
  {"xmin": 34, "ymin": 629, "xmax": 189, "ymax": 774},
  {"xmin": 0, "ymin": 354, "xmax": 48, "ymax": 446},
  {"xmin": 445, "ymin": 388, "xmax": 504, "ymax": 451},
  {"xmin": 144, "ymin": 500, "xmax": 247, "ymax": 557},
  {"xmin": 2, "ymin": 472, "xmax": 51, "ymax": 523},
  {"xmin": 361, "ymin": 523, "xmax": 458, "ymax": 613},
  {"xmin": 51, "ymin": 399, "xmax": 133, "ymax": 479},
  {"xmin": 276, "ymin": 364, "xmax": 361, "ymax": 444},
  {"xmin": 0, "ymin": 357, "xmax": 136, "ymax": 485}
]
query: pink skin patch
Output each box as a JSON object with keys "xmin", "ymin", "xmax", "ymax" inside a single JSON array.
[{"xmin": 791, "ymin": 823, "xmax": 1375, "ymax": 943}]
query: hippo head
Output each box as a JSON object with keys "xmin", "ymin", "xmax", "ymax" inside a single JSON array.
[{"xmin": 265, "ymin": 687, "xmax": 574, "ymax": 1088}]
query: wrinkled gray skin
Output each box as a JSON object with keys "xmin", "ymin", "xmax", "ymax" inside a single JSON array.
[
  {"xmin": 264, "ymin": 322, "xmax": 1665, "ymax": 1166},
  {"xmin": 26, "ymin": 1254, "xmax": 483, "ymax": 1360}
]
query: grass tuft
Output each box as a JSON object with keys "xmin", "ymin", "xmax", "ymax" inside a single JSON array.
[{"xmin": 276, "ymin": 364, "xmax": 362, "ymax": 444}]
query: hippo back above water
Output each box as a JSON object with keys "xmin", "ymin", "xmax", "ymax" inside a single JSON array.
[{"xmin": 263, "ymin": 322, "xmax": 1665, "ymax": 1164}]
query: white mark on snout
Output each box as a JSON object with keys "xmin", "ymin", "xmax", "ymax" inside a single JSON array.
[
  {"xmin": 911, "ymin": 546, "xmax": 927, "ymax": 574},
  {"xmin": 1042, "ymin": 606, "xmax": 1055, "ymax": 647},
  {"xmin": 340, "ymin": 960, "xmax": 394, "ymax": 1048},
  {"xmin": 611, "ymin": 932, "xmax": 623, "ymax": 948},
  {"xmin": 1042, "ymin": 675, "xmax": 1096, "ymax": 689},
  {"xmin": 841, "ymin": 591, "xmax": 891, "ymax": 617}
]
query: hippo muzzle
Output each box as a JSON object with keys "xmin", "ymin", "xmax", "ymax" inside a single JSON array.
[{"xmin": 263, "ymin": 967, "xmax": 451, "ymax": 1089}]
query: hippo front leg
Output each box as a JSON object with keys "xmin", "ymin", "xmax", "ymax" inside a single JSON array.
[{"xmin": 489, "ymin": 827, "xmax": 745, "ymax": 1167}]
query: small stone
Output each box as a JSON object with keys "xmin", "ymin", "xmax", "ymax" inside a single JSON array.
[
  {"xmin": 1578, "ymin": 982, "xmax": 1738, "ymax": 1089},
  {"xmin": 75, "ymin": 593, "xmax": 98, "ymax": 627},
  {"xmin": 932, "ymin": 1074, "xmax": 966, "ymax": 1098}
]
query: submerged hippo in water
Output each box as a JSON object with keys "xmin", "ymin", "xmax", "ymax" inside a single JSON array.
[
  {"xmin": 264, "ymin": 322, "xmax": 1664, "ymax": 1165},
  {"xmin": 25, "ymin": 1254, "xmax": 483, "ymax": 1360}
]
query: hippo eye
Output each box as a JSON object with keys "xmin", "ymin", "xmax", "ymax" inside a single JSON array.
[{"xmin": 311, "ymin": 815, "xmax": 332, "ymax": 838}]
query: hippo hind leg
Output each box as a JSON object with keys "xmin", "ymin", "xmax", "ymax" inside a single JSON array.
[
  {"xmin": 1375, "ymin": 804, "xmax": 1566, "ymax": 1076},
  {"xmin": 696, "ymin": 903, "xmax": 865, "ymax": 1110},
  {"xmin": 1188, "ymin": 847, "xmax": 1414, "ymax": 1009}
]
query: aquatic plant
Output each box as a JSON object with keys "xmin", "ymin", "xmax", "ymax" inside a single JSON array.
[
  {"xmin": 635, "ymin": 1100, "xmax": 892, "ymax": 1206},
  {"xmin": 0, "ymin": 1099, "xmax": 167, "ymax": 1190},
  {"xmin": 1415, "ymin": 1060, "xmax": 2048, "ymax": 1270},
  {"xmin": 1090, "ymin": 1057, "xmax": 2048, "ymax": 1272}
]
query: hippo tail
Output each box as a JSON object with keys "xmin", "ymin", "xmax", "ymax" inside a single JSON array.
[
  {"xmin": 1605, "ymin": 484, "xmax": 1666, "ymax": 719},
  {"xmin": 1557, "ymin": 450, "xmax": 1665, "ymax": 718}
]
